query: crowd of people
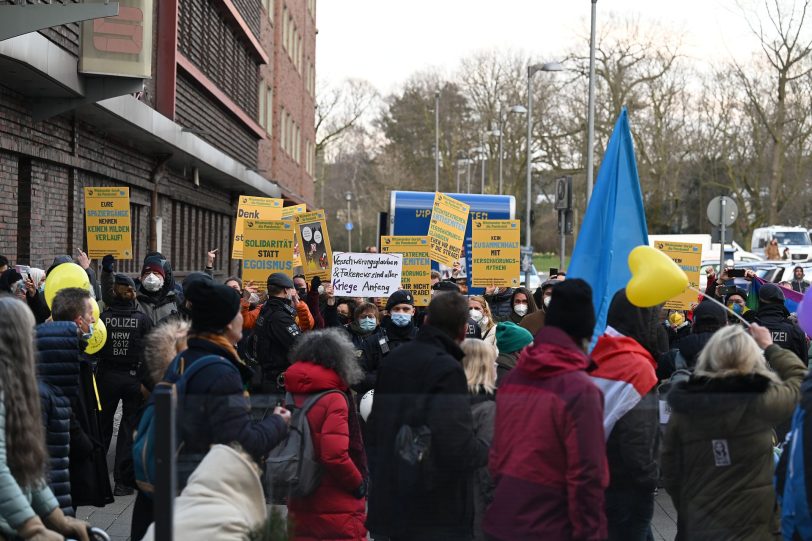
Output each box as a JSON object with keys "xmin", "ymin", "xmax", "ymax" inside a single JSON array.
[{"xmin": 0, "ymin": 249, "xmax": 811, "ymax": 541}]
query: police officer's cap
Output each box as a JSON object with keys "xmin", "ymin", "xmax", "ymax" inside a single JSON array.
[{"xmin": 267, "ymin": 272, "xmax": 294, "ymax": 289}]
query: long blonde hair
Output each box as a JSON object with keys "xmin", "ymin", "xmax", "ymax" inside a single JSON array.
[
  {"xmin": 461, "ymin": 338, "xmax": 497, "ymax": 395},
  {"xmin": 469, "ymin": 295, "xmax": 495, "ymax": 333},
  {"xmin": 0, "ymin": 296, "xmax": 47, "ymax": 488},
  {"xmin": 695, "ymin": 325, "xmax": 779, "ymax": 382}
]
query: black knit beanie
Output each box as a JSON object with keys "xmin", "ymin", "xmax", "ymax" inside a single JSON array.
[
  {"xmin": 185, "ymin": 280, "xmax": 241, "ymax": 333},
  {"xmin": 544, "ymin": 279, "xmax": 595, "ymax": 341}
]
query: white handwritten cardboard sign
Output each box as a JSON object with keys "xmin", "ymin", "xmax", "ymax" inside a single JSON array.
[{"xmin": 331, "ymin": 252, "xmax": 403, "ymax": 297}]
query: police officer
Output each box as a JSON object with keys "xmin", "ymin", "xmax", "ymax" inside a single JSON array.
[
  {"xmin": 253, "ymin": 272, "xmax": 301, "ymax": 393},
  {"xmin": 365, "ymin": 290, "xmax": 417, "ymax": 370},
  {"xmin": 95, "ymin": 273, "xmax": 153, "ymax": 496},
  {"xmin": 755, "ymin": 283, "xmax": 808, "ymax": 364}
]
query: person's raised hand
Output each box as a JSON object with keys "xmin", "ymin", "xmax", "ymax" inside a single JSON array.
[
  {"xmin": 243, "ymin": 280, "xmax": 257, "ymax": 300},
  {"xmin": 749, "ymin": 323, "xmax": 773, "ymax": 350},
  {"xmin": 24, "ymin": 276, "xmax": 36, "ymax": 298},
  {"xmin": 76, "ymin": 249, "xmax": 90, "ymax": 270},
  {"xmin": 206, "ymin": 248, "xmax": 218, "ymax": 268},
  {"xmin": 745, "ymin": 269, "xmax": 757, "ymax": 281},
  {"xmin": 311, "ymin": 276, "xmax": 321, "ymax": 292}
]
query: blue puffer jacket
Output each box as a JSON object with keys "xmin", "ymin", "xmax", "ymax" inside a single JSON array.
[
  {"xmin": 36, "ymin": 322, "xmax": 81, "ymax": 401},
  {"xmin": 38, "ymin": 381, "xmax": 72, "ymax": 516}
]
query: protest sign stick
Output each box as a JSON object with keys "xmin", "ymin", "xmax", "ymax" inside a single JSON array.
[{"xmin": 686, "ymin": 285, "xmax": 751, "ymax": 327}]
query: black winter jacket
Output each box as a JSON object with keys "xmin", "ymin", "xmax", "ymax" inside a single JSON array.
[
  {"xmin": 38, "ymin": 381, "xmax": 72, "ymax": 515},
  {"xmin": 756, "ymin": 303, "xmax": 808, "ymax": 365},
  {"xmin": 363, "ymin": 316, "xmax": 417, "ymax": 374},
  {"xmin": 342, "ymin": 322, "xmax": 384, "ymax": 397},
  {"xmin": 36, "ymin": 322, "xmax": 113, "ymax": 508},
  {"xmin": 367, "ymin": 325, "xmax": 489, "ymax": 538},
  {"xmin": 254, "ymin": 296, "xmax": 301, "ymax": 383},
  {"xmin": 484, "ymin": 288, "xmax": 513, "ymax": 323},
  {"xmin": 175, "ymin": 337, "xmax": 288, "ymax": 488},
  {"xmin": 606, "ymin": 390, "xmax": 659, "ymax": 491},
  {"xmin": 658, "ymin": 332, "xmax": 715, "ymax": 380},
  {"xmin": 95, "ymin": 298, "xmax": 153, "ymax": 368}
]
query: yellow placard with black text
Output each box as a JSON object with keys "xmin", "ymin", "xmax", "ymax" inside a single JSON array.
[
  {"xmin": 294, "ymin": 210, "xmax": 333, "ymax": 281},
  {"xmin": 471, "ymin": 220, "xmax": 520, "ymax": 288},
  {"xmin": 241, "ymin": 220, "xmax": 295, "ymax": 291},
  {"xmin": 427, "ymin": 192, "xmax": 470, "ymax": 267},
  {"xmin": 232, "ymin": 196, "xmax": 284, "ymax": 259},
  {"xmin": 381, "ymin": 236, "xmax": 432, "ymax": 306},
  {"xmin": 84, "ymin": 187, "xmax": 133, "ymax": 259},
  {"xmin": 654, "ymin": 241, "xmax": 703, "ymax": 310}
]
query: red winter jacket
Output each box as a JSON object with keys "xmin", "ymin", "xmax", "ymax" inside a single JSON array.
[
  {"xmin": 284, "ymin": 362, "xmax": 367, "ymax": 541},
  {"xmin": 484, "ymin": 326, "xmax": 609, "ymax": 541}
]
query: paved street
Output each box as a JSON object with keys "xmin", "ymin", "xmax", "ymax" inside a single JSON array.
[{"xmin": 77, "ymin": 405, "xmax": 679, "ymax": 541}]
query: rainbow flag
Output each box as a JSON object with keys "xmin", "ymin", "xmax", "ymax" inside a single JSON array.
[{"xmin": 746, "ymin": 277, "xmax": 802, "ymax": 314}]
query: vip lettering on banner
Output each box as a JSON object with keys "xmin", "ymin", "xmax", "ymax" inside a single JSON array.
[
  {"xmin": 331, "ymin": 252, "xmax": 403, "ymax": 297},
  {"xmin": 381, "ymin": 236, "xmax": 431, "ymax": 306},
  {"xmin": 232, "ymin": 196, "xmax": 284, "ymax": 259},
  {"xmin": 295, "ymin": 210, "xmax": 333, "ymax": 281},
  {"xmin": 242, "ymin": 220, "xmax": 295, "ymax": 291},
  {"xmin": 427, "ymin": 192, "xmax": 470, "ymax": 267},
  {"xmin": 471, "ymin": 220, "xmax": 521, "ymax": 288},
  {"xmin": 84, "ymin": 187, "xmax": 133, "ymax": 259},
  {"xmin": 283, "ymin": 204, "xmax": 307, "ymax": 268},
  {"xmin": 654, "ymin": 241, "xmax": 703, "ymax": 310}
]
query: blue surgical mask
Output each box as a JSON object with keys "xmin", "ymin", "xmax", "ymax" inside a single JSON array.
[
  {"xmin": 729, "ymin": 302, "xmax": 744, "ymax": 315},
  {"xmin": 358, "ymin": 317, "xmax": 377, "ymax": 332},
  {"xmin": 391, "ymin": 312, "xmax": 412, "ymax": 327},
  {"xmin": 81, "ymin": 323, "xmax": 94, "ymax": 341}
]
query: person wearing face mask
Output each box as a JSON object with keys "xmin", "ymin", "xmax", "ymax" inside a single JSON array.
[
  {"xmin": 342, "ymin": 302, "xmax": 384, "ymax": 398},
  {"xmin": 136, "ymin": 259, "xmax": 179, "ymax": 326},
  {"xmin": 509, "ymin": 287, "xmax": 537, "ymax": 324},
  {"xmin": 362, "ymin": 291, "xmax": 418, "ymax": 379},
  {"xmin": 724, "ymin": 289, "xmax": 755, "ymax": 325},
  {"xmin": 790, "ymin": 265, "xmax": 809, "ymax": 293},
  {"xmin": 93, "ymin": 274, "xmax": 153, "ymax": 497},
  {"xmin": 469, "ymin": 296, "xmax": 497, "ymax": 352},
  {"xmin": 35, "ymin": 287, "xmax": 113, "ymax": 510},
  {"xmin": 485, "ymin": 279, "xmax": 608, "ymax": 541},
  {"xmin": 251, "ymin": 273, "xmax": 302, "ymax": 394}
]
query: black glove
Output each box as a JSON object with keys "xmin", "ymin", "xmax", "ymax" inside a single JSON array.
[
  {"xmin": 352, "ymin": 478, "xmax": 367, "ymax": 499},
  {"xmin": 311, "ymin": 276, "xmax": 321, "ymax": 292},
  {"xmin": 102, "ymin": 254, "xmax": 115, "ymax": 273}
]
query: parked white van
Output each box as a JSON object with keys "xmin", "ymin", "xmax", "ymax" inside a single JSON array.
[{"xmin": 751, "ymin": 226, "xmax": 812, "ymax": 261}]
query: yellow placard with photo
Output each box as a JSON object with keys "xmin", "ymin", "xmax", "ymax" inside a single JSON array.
[
  {"xmin": 242, "ymin": 220, "xmax": 295, "ymax": 291},
  {"xmin": 381, "ymin": 236, "xmax": 432, "ymax": 306},
  {"xmin": 654, "ymin": 241, "xmax": 703, "ymax": 310},
  {"xmin": 283, "ymin": 204, "xmax": 307, "ymax": 268},
  {"xmin": 471, "ymin": 220, "xmax": 521, "ymax": 288},
  {"xmin": 232, "ymin": 196, "xmax": 284, "ymax": 259},
  {"xmin": 84, "ymin": 187, "xmax": 133, "ymax": 259},
  {"xmin": 294, "ymin": 210, "xmax": 333, "ymax": 281},
  {"xmin": 427, "ymin": 192, "xmax": 470, "ymax": 267}
]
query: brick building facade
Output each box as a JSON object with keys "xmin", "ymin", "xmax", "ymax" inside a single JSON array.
[{"xmin": 0, "ymin": 0, "xmax": 316, "ymax": 278}]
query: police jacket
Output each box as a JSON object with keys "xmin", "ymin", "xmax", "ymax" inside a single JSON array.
[
  {"xmin": 755, "ymin": 303, "xmax": 809, "ymax": 365},
  {"xmin": 364, "ymin": 316, "xmax": 417, "ymax": 373},
  {"xmin": 136, "ymin": 287, "xmax": 179, "ymax": 326},
  {"xmin": 95, "ymin": 298, "xmax": 153, "ymax": 369},
  {"xmin": 255, "ymin": 296, "xmax": 301, "ymax": 378},
  {"xmin": 342, "ymin": 322, "xmax": 385, "ymax": 396}
]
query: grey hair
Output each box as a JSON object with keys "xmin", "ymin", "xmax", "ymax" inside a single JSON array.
[
  {"xmin": 143, "ymin": 319, "xmax": 191, "ymax": 385},
  {"xmin": 695, "ymin": 325, "xmax": 779, "ymax": 382},
  {"xmin": 288, "ymin": 327, "xmax": 363, "ymax": 386}
]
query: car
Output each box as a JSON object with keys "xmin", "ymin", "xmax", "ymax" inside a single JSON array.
[{"xmin": 519, "ymin": 264, "xmax": 542, "ymax": 291}]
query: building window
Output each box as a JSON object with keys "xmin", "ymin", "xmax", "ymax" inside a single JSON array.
[
  {"xmin": 280, "ymin": 108, "xmax": 287, "ymax": 153},
  {"xmin": 263, "ymin": 0, "xmax": 274, "ymax": 25},
  {"xmin": 307, "ymin": 0, "xmax": 315, "ymax": 21},
  {"xmin": 258, "ymin": 83, "xmax": 267, "ymax": 129},
  {"xmin": 282, "ymin": 5, "xmax": 289, "ymax": 51},
  {"xmin": 265, "ymin": 86, "xmax": 273, "ymax": 134}
]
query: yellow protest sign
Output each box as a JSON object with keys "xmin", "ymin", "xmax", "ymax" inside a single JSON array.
[
  {"xmin": 294, "ymin": 210, "xmax": 332, "ymax": 281},
  {"xmin": 427, "ymin": 192, "xmax": 470, "ymax": 267},
  {"xmin": 283, "ymin": 204, "xmax": 307, "ymax": 268},
  {"xmin": 654, "ymin": 241, "xmax": 703, "ymax": 310},
  {"xmin": 381, "ymin": 236, "xmax": 432, "ymax": 306},
  {"xmin": 471, "ymin": 220, "xmax": 521, "ymax": 288},
  {"xmin": 231, "ymin": 196, "xmax": 284, "ymax": 259},
  {"xmin": 84, "ymin": 187, "xmax": 133, "ymax": 259},
  {"xmin": 242, "ymin": 220, "xmax": 295, "ymax": 291}
]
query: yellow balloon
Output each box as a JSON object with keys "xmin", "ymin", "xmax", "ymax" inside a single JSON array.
[
  {"xmin": 44, "ymin": 263, "xmax": 91, "ymax": 309},
  {"xmin": 90, "ymin": 298, "xmax": 100, "ymax": 322},
  {"xmin": 626, "ymin": 245, "xmax": 689, "ymax": 308},
  {"xmin": 84, "ymin": 319, "xmax": 107, "ymax": 355}
]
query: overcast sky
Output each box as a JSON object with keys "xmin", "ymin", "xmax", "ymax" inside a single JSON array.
[{"xmin": 316, "ymin": 0, "xmax": 765, "ymax": 94}]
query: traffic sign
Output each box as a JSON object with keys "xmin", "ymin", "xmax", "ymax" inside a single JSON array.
[
  {"xmin": 345, "ymin": 222, "xmax": 354, "ymax": 231},
  {"xmin": 707, "ymin": 196, "xmax": 738, "ymax": 227},
  {"xmin": 521, "ymin": 247, "xmax": 534, "ymax": 272}
]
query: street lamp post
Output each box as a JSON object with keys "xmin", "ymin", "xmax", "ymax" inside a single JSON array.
[
  {"xmin": 345, "ymin": 191, "xmax": 353, "ymax": 252},
  {"xmin": 480, "ymin": 146, "xmax": 486, "ymax": 194},
  {"xmin": 525, "ymin": 62, "xmax": 563, "ymax": 284},
  {"xmin": 586, "ymin": 0, "xmax": 598, "ymax": 206},
  {"xmin": 435, "ymin": 90, "xmax": 440, "ymax": 192}
]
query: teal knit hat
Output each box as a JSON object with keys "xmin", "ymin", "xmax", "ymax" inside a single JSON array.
[{"xmin": 496, "ymin": 321, "xmax": 533, "ymax": 354}]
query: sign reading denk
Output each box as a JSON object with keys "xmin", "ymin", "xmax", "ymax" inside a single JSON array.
[
  {"xmin": 331, "ymin": 252, "xmax": 403, "ymax": 298},
  {"xmin": 232, "ymin": 196, "xmax": 284, "ymax": 259}
]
